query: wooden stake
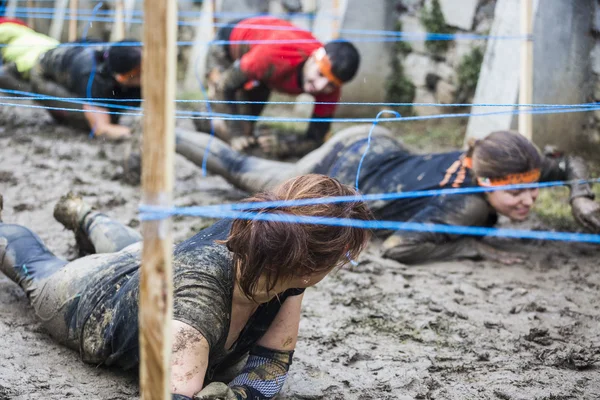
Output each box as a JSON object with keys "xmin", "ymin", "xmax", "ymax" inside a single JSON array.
[
  {"xmin": 139, "ymin": 0, "xmax": 176, "ymax": 398},
  {"xmin": 332, "ymin": 0, "xmax": 340, "ymax": 39},
  {"xmin": 111, "ymin": 0, "xmax": 125, "ymax": 41},
  {"xmin": 68, "ymin": 0, "xmax": 78, "ymax": 42},
  {"xmin": 519, "ymin": 0, "xmax": 533, "ymax": 140},
  {"xmin": 27, "ymin": 0, "xmax": 35, "ymax": 29}
]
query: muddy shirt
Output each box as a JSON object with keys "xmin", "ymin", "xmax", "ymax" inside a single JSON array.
[
  {"xmin": 74, "ymin": 220, "xmax": 304, "ymax": 375},
  {"xmin": 35, "ymin": 43, "xmax": 141, "ymax": 111},
  {"xmin": 312, "ymin": 135, "xmax": 593, "ymax": 264}
]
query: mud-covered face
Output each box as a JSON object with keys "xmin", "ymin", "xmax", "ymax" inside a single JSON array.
[
  {"xmin": 302, "ymin": 55, "xmax": 338, "ymax": 95},
  {"xmin": 486, "ymin": 188, "xmax": 539, "ymax": 221}
]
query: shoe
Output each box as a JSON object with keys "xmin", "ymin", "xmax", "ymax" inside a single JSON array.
[
  {"xmin": 0, "ymin": 194, "xmax": 3, "ymax": 222},
  {"xmin": 53, "ymin": 192, "xmax": 92, "ymax": 232}
]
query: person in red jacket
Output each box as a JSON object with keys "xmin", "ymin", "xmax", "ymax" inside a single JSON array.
[{"xmin": 196, "ymin": 16, "xmax": 361, "ymax": 158}]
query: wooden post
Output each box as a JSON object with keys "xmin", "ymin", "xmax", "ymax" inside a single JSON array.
[
  {"xmin": 27, "ymin": 0, "xmax": 35, "ymax": 29},
  {"xmin": 332, "ymin": 0, "xmax": 340, "ymax": 39},
  {"xmin": 110, "ymin": 0, "xmax": 125, "ymax": 41},
  {"xmin": 518, "ymin": 0, "xmax": 533, "ymax": 140},
  {"xmin": 212, "ymin": 0, "xmax": 218, "ymax": 36},
  {"xmin": 68, "ymin": 0, "xmax": 78, "ymax": 41},
  {"xmin": 139, "ymin": 0, "xmax": 176, "ymax": 397}
]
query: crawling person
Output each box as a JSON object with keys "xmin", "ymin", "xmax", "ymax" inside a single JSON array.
[
  {"xmin": 0, "ymin": 17, "xmax": 141, "ymax": 140},
  {"xmin": 168, "ymin": 126, "xmax": 600, "ymax": 265},
  {"xmin": 0, "ymin": 174, "xmax": 372, "ymax": 399},
  {"xmin": 196, "ymin": 16, "xmax": 360, "ymax": 158}
]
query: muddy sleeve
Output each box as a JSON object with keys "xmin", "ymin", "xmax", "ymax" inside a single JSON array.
[
  {"xmin": 29, "ymin": 62, "xmax": 79, "ymax": 99},
  {"xmin": 381, "ymin": 195, "xmax": 492, "ymax": 265},
  {"xmin": 539, "ymin": 152, "xmax": 595, "ymax": 201},
  {"xmin": 228, "ymin": 346, "xmax": 294, "ymax": 400},
  {"xmin": 172, "ymin": 262, "xmax": 230, "ymax": 350},
  {"xmin": 216, "ymin": 61, "xmax": 251, "ymax": 137}
]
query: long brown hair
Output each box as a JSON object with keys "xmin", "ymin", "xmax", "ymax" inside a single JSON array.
[
  {"xmin": 467, "ymin": 131, "xmax": 542, "ymax": 179},
  {"xmin": 222, "ymin": 174, "xmax": 373, "ymax": 298}
]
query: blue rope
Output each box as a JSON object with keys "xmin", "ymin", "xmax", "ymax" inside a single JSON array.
[
  {"xmin": 0, "ymin": 16, "xmax": 529, "ymax": 44},
  {"xmin": 138, "ymin": 178, "xmax": 600, "ymax": 216},
  {"xmin": 137, "ymin": 207, "xmax": 600, "ymax": 245},
  {"xmin": 355, "ymin": 110, "xmax": 400, "ymax": 190},
  {"xmin": 1, "ymin": 96, "xmax": 600, "ymax": 122},
  {"xmin": 2, "ymin": 88, "xmax": 600, "ymax": 110}
]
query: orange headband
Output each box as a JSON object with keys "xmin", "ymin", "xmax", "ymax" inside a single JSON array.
[
  {"xmin": 314, "ymin": 47, "xmax": 343, "ymax": 87},
  {"xmin": 115, "ymin": 65, "xmax": 141, "ymax": 84},
  {"xmin": 463, "ymin": 157, "xmax": 541, "ymax": 187}
]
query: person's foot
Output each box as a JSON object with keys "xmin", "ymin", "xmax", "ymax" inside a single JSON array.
[{"xmin": 53, "ymin": 192, "xmax": 92, "ymax": 232}]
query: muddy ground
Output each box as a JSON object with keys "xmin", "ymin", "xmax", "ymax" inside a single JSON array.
[{"xmin": 1, "ymin": 104, "xmax": 599, "ymax": 400}]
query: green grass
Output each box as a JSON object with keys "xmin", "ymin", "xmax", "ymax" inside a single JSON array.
[{"xmin": 533, "ymin": 165, "xmax": 600, "ymax": 231}]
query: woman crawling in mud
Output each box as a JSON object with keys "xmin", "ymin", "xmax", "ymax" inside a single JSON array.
[
  {"xmin": 0, "ymin": 174, "xmax": 372, "ymax": 400},
  {"xmin": 158, "ymin": 125, "xmax": 600, "ymax": 265}
]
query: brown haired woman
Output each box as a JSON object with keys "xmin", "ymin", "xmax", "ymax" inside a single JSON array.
[
  {"xmin": 167, "ymin": 125, "xmax": 600, "ymax": 265},
  {"xmin": 0, "ymin": 174, "xmax": 372, "ymax": 400}
]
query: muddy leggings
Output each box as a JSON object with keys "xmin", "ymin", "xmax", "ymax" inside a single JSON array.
[
  {"xmin": 0, "ymin": 213, "xmax": 141, "ymax": 353},
  {"xmin": 175, "ymin": 124, "xmax": 392, "ymax": 193}
]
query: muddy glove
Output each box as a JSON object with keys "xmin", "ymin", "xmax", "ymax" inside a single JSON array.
[
  {"xmin": 193, "ymin": 382, "xmax": 238, "ymax": 400},
  {"xmin": 571, "ymin": 197, "xmax": 600, "ymax": 233}
]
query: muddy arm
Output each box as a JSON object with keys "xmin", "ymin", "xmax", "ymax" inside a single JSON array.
[
  {"xmin": 540, "ymin": 151, "xmax": 595, "ymax": 201},
  {"xmin": 382, "ymin": 195, "xmax": 495, "ymax": 265},
  {"xmin": 0, "ymin": 63, "xmax": 33, "ymax": 93},
  {"xmin": 216, "ymin": 63, "xmax": 253, "ymax": 138}
]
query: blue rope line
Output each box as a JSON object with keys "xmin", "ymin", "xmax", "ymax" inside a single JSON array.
[
  {"xmin": 138, "ymin": 179, "xmax": 600, "ymax": 216},
  {"xmin": 355, "ymin": 110, "xmax": 400, "ymax": 190},
  {"xmin": 137, "ymin": 207, "xmax": 600, "ymax": 244},
  {"xmin": 0, "ymin": 88, "xmax": 143, "ymax": 112},
  {"xmin": 2, "ymin": 97, "xmax": 600, "ymax": 122},
  {"xmin": 0, "ymin": 17, "xmax": 529, "ymax": 44},
  {"xmin": 8, "ymin": 6, "xmax": 336, "ymax": 21},
  {"xmin": 2, "ymin": 88, "xmax": 600, "ymax": 110}
]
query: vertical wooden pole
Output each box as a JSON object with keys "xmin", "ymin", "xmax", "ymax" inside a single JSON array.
[
  {"xmin": 519, "ymin": 0, "xmax": 533, "ymax": 140},
  {"xmin": 139, "ymin": 0, "xmax": 176, "ymax": 398},
  {"xmin": 332, "ymin": 0, "xmax": 340, "ymax": 39},
  {"xmin": 27, "ymin": 0, "xmax": 34, "ymax": 29},
  {"xmin": 111, "ymin": 0, "xmax": 125, "ymax": 41},
  {"xmin": 212, "ymin": 0, "xmax": 218, "ymax": 36},
  {"xmin": 68, "ymin": 0, "xmax": 78, "ymax": 41}
]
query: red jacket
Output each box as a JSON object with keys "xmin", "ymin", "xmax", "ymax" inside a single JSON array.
[{"xmin": 229, "ymin": 16, "xmax": 340, "ymax": 117}]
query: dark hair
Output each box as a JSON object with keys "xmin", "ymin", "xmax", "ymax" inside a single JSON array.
[
  {"xmin": 324, "ymin": 40, "xmax": 360, "ymax": 83},
  {"xmin": 467, "ymin": 131, "xmax": 542, "ymax": 179},
  {"xmin": 222, "ymin": 174, "xmax": 373, "ymax": 298},
  {"xmin": 107, "ymin": 39, "xmax": 142, "ymax": 74}
]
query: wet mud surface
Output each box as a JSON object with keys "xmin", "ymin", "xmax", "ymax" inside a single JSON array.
[{"xmin": 1, "ymin": 106, "xmax": 599, "ymax": 399}]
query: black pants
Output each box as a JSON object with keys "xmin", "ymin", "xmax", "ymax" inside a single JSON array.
[{"xmin": 0, "ymin": 213, "xmax": 141, "ymax": 356}]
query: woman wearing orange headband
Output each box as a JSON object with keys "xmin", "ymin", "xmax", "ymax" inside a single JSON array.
[
  {"xmin": 195, "ymin": 16, "xmax": 361, "ymax": 159},
  {"xmin": 166, "ymin": 126, "xmax": 600, "ymax": 265}
]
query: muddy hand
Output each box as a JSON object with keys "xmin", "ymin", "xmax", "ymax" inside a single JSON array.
[
  {"xmin": 193, "ymin": 382, "xmax": 237, "ymax": 400},
  {"xmin": 230, "ymin": 136, "xmax": 257, "ymax": 152},
  {"xmin": 95, "ymin": 124, "xmax": 132, "ymax": 141},
  {"xmin": 571, "ymin": 197, "xmax": 600, "ymax": 233},
  {"xmin": 476, "ymin": 242, "xmax": 525, "ymax": 265}
]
